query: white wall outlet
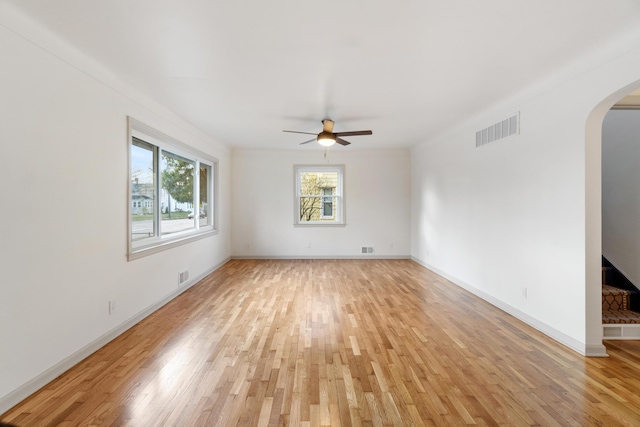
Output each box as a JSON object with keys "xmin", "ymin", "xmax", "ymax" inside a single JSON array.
[
  {"xmin": 522, "ymin": 287, "xmax": 528, "ymax": 299},
  {"xmin": 245, "ymin": 243, "xmax": 250, "ymax": 250},
  {"xmin": 109, "ymin": 300, "xmax": 117, "ymax": 315}
]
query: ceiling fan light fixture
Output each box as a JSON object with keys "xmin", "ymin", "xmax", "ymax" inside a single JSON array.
[
  {"xmin": 317, "ymin": 134, "xmax": 336, "ymax": 146},
  {"xmin": 283, "ymin": 120, "xmax": 372, "ymax": 147}
]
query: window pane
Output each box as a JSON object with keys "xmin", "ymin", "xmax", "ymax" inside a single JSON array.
[
  {"xmin": 322, "ymin": 201, "xmax": 332, "ymax": 217},
  {"xmin": 321, "ymin": 188, "xmax": 333, "ymax": 218},
  {"xmin": 299, "ymin": 172, "xmax": 318, "ymax": 196},
  {"xmin": 161, "ymin": 151, "xmax": 195, "ymax": 235},
  {"xmin": 299, "ymin": 196, "xmax": 321, "ymax": 222},
  {"xmin": 199, "ymin": 163, "xmax": 211, "ymax": 227},
  {"xmin": 131, "ymin": 140, "xmax": 156, "ymax": 243},
  {"xmin": 322, "ymin": 197, "xmax": 333, "ymax": 217},
  {"xmin": 299, "ymin": 172, "xmax": 338, "ymax": 195},
  {"xmin": 318, "ymin": 172, "xmax": 338, "ymax": 194}
]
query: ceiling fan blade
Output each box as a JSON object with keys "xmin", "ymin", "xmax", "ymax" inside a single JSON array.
[
  {"xmin": 335, "ymin": 137, "xmax": 351, "ymax": 146},
  {"xmin": 334, "ymin": 130, "xmax": 372, "ymax": 137},
  {"xmin": 299, "ymin": 138, "xmax": 316, "ymax": 145},
  {"xmin": 283, "ymin": 130, "xmax": 317, "ymax": 135}
]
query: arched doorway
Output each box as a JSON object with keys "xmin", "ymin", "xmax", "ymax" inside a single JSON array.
[{"xmin": 585, "ymin": 81, "xmax": 640, "ymax": 356}]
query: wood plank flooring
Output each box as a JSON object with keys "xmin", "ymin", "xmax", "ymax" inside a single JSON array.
[{"xmin": 3, "ymin": 259, "xmax": 640, "ymax": 426}]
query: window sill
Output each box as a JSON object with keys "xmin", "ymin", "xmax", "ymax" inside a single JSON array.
[{"xmin": 128, "ymin": 229, "xmax": 218, "ymax": 261}]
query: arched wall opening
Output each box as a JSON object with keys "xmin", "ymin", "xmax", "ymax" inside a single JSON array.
[{"xmin": 585, "ymin": 80, "xmax": 640, "ymax": 354}]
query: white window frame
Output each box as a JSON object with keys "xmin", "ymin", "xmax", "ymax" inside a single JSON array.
[
  {"xmin": 128, "ymin": 117, "xmax": 218, "ymax": 260},
  {"xmin": 294, "ymin": 165, "xmax": 345, "ymax": 226}
]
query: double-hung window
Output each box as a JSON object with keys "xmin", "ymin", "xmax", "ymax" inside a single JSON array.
[
  {"xmin": 294, "ymin": 165, "xmax": 345, "ymax": 225},
  {"xmin": 128, "ymin": 118, "xmax": 217, "ymax": 260}
]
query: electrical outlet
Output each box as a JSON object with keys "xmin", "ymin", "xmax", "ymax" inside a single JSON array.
[
  {"xmin": 522, "ymin": 287, "xmax": 528, "ymax": 299},
  {"xmin": 245, "ymin": 243, "xmax": 250, "ymax": 250},
  {"xmin": 109, "ymin": 300, "xmax": 117, "ymax": 315}
]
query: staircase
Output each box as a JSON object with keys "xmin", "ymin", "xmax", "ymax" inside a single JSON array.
[{"xmin": 602, "ymin": 258, "xmax": 640, "ymax": 339}]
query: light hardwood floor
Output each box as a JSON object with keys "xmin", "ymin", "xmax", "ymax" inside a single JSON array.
[{"xmin": 3, "ymin": 259, "xmax": 640, "ymax": 426}]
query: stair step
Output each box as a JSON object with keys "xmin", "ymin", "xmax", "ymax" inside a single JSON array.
[
  {"xmin": 602, "ymin": 258, "xmax": 640, "ymax": 330},
  {"xmin": 602, "ymin": 284, "xmax": 631, "ymax": 311},
  {"xmin": 603, "ymin": 309, "xmax": 640, "ymax": 324}
]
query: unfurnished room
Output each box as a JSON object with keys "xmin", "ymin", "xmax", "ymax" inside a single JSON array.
[{"xmin": 2, "ymin": 1, "xmax": 640, "ymax": 425}]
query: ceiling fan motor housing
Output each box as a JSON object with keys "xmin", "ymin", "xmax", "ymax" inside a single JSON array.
[{"xmin": 318, "ymin": 130, "xmax": 334, "ymax": 140}]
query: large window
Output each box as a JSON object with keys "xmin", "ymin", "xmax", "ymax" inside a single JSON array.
[
  {"xmin": 128, "ymin": 118, "xmax": 217, "ymax": 260},
  {"xmin": 294, "ymin": 165, "xmax": 344, "ymax": 225}
]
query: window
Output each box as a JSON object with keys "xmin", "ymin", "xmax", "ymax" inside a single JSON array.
[
  {"xmin": 128, "ymin": 118, "xmax": 217, "ymax": 260},
  {"xmin": 294, "ymin": 165, "xmax": 344, "ymax": 225}
]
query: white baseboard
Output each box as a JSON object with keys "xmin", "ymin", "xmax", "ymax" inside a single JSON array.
[
  {"xmin": 231, "ymin": 255, "xmax": 412, "ymax": 260},
  {"xmin": 585, "ymin": 344, "xmax": 609, "ymax": 357},
  {"xmin": 0, "ymin": 257, "xmax": 231, "ymax": 416},
  {"xmin": 411, "ymin": 256, "xmax": 608, "ymax": 358}
]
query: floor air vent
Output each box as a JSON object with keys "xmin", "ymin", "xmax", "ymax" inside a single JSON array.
[
  {"xmin": 476, "ymin": 112, "xmax": 519, "ymax": 147},
  {"xmin": 361, "ymin": 246, "xmax": 374, "ymax": 254}
]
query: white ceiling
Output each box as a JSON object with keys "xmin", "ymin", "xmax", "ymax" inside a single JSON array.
[{"xmin": 6, "ymin": 1, "xmax": 640, "ymax": 150}]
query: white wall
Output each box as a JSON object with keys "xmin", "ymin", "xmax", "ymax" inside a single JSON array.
[
  {"xmin": 411, "ymin": 30, "xmax": 640, "ymax": 356},
  {"xmin": 231, "ymin": 149, "xmax": 411, "ymax": 258},
  {"xmin": 0, "ymin": 7, "xmax": 231, "ymax": 411},
  {"xmin": 602, "ymin": 109, "xmax": 640, "ymax": 286}
]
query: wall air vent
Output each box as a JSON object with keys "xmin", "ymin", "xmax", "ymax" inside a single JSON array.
[
  {"xmin": 361, "ymin": 246, "xmax": 374, "ymax": 254},
  {"xmin": 179, "ymin": 270, "xmax": 189, "ymax": 285},
  {"xmin": 476, "ymin": 112, "xmax": 519, "ymax": 147}
]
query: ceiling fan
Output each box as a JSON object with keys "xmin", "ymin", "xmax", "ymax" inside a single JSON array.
[{"xmin": 283, "ymin": 119, "xmax": 372, "ymax": 146}]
